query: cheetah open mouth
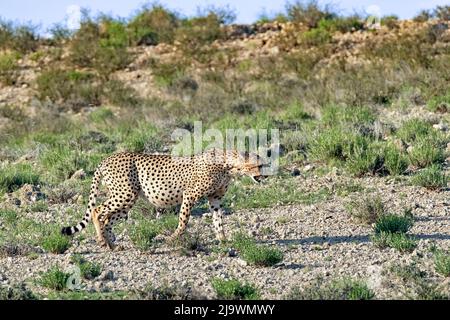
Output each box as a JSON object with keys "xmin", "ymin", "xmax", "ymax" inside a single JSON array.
[{"xmin": 251, "ymin": 175, "xmax": 265, "ymax": 183}]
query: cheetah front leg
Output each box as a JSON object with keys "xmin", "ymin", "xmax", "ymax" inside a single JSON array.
[{"xmin": 208, "ymin": 188, "xmax": 227, "ymax": 242}]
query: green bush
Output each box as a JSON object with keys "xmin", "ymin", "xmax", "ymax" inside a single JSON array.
[
  {"xmin": 103, "ymin": 80, "xmax": 142, "ymax": 107},
  {"xmin": 345, "ymin": 141, "xmax": 385, "ymax": 177},
  {"xmin": 0, "ymin": 163, "xmax": 40, "ymax": 194},
  {"xmin": 384, "ymin": 144, "xmax": 408, "ymax": 175},
  {"xmin": 408, "ymin": 137, "xmax": 445, "ymax": 168},
  {"xmin": 71, "ymin": 254, "xmax": 102, "ymax": 280},
  {"xmin": 69, "ymin": 15, "xmax": 131, "ymax": 76},
  {"xmin": 41, "ymin": 230, "xmax": 71, "ymax": 254},
  {"xmin": 302, "ymin": 28, "xmax": 331, "ymax": 45},
  {"xmin": 0, "ymin": 284, "xmax": 36, "ymax": 300},
  {"xmin": 374, "ymin": 212, "xmax": 414, "ymax": 234},
  {"xmin": 411, "ymin": 165, "xmax": 448, "ymax": 190},
  {"xmin": 39, "ymin": 144, "xmax": 102, "ymax": 181},
  {"xmin": 232, "ymin": 233, "xmax": 283, "ymax": 267},
  {"xmin": 0, "ymin": 20, "xmax": 39, "ymax": 53},
  {"xmin": 211, "ymin": 278, "xmax": 260, "ymax": 300},
  {"xmin": 396, "ymin": 119, "xmax": 432, "ymax": 144},
  {"xmin": 174, "ymin": 7, "xmax": 235, "ymax": 58},
  {"xmin": 0, "ymin": 51, "xmax": 20, "ymax": 86},
  {"xmin": 36, "ymin": 69, "xmax": 102, "ymax": 111},
  {"xmin": 433, "ymin": 248, "xmax": 450, "ymax": 277},
  {"xmin": 37, "ymin": 266, "xmax": 71, "ymax": 291},
  {"xmin": 317, "ymin": 16, "xmax": 364, "ymax": 33},
  {"xmin": 427, "ymin": 93, "xmax": 450, "ymax": 113},
  {"xmin": 127, "ymin": 4, "xmax": 179, "ymax": 45},
  {"xmin": 148, "ymin": 58, "xmax": 188, "ymax": 87},
  {"xmin": 286, "ymin": 1, "xmax": 336, "ymax": 28},
  {"xmin": 129, "ymin": 215, "xmax": 178, "ymax": 251},
  {"xmin": 308, "ymin": 127, "xmax": 348, "ymax": 162},
  {"xmin": 371, "ymin": 232, "xmax": 417, "ymax": 252}
]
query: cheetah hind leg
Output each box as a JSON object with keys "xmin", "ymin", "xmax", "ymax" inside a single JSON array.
[{"xmin": 92, "ymin": 206, "xmax": 108, "ymax": 247}]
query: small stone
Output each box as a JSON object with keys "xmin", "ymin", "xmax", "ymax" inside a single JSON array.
[
  {"xmin": 101, "ymin": 270, "xmax": 114, "ymax": 281},
  {"xmin": 228, "ymin": 248, "xmax": 237, "ymax": 257},
  {"xmin": 71, "ymin": 169, "xmax": 86, "ymax": 180},
  {"xmin": 237, "ymin": 259, "xmax": 248, "ymax": 267},
  {"xmin": 304, "ymin": 164, "xmax": 315, "ymax": 172}
]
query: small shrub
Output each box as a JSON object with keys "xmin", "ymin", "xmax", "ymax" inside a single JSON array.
[
  {"xmin": 411, "ymin": 164, "xmax": 447, "ymax": 190},
  {"xmin": 121, "ymin": 123, "xmax": 161, "ymax": 153},
  {"xmin": 129, "ymin": 220, "xmax": 160, "ymax": 251},
  {"xmin": 345, "ymin": 142, "xmax": 385, "ymax": 177},
  {"xmin": 69, "ymin": 15, "xmax": 131, "ymax": 76},
  {"xmin": 0, "ymin": 284, "xmax": 36, "ymax": 300},
  {"xmin": 211, "ymin": 278, "xmax": 260, "ymax": 300},
  {"xmin": 286, "ymin": 0, "xmax": 336, "ymax": 28},
  {"xmin": 0, "ymin": 51, "xmax": 20, "ymax": 86},
  {"xmin": 103, "ymin": 80, "xmax": 142, "ymax": 108},
  {"xmin": 71, "ymin": 254, "xmax": 102, "ymax": 280},
  {"xmin": 37, "ymin": 266, "xmax": 71, "ymax": 291},
  {"xmin": 384, "ymin": 144, "xmax": 408, "ymax": 175},
  {"xmin": 232, "ymin": 233, "xmax": 283, "ymax": 267},
  {"xmin": 428, "ymin": 93, "xmax": 450, "ymax": 113},
  {"xmin": 88, "ymin": 107, "xmax": 115, "ymax": 123},
  {"xmin": 127, "ymin": 4, "xmax": 179, "ymax": 45},
  {"xmin": 433, "ymin": 248, "xmax": 450, "ymax": 277},
  {"xmin": 39, "ymin": 145, "xmax": 102, "ymax": 181},
  {"xmin": 396, "ymin": 119, "xmax": 431, "ymax": 144},
  {"xmin": 286, "ymin": 277, "xmax": 374, "ymax": 300},
  {"xmin": 0, "ymin": 20, "xmax": 39, "ymax": 53},
  {"xmin": 41, "ymin": 230, "xmax": 71, "ymax": 254},
  {"xmin": 408, "ymin": 138, "xmax": 445, "ymax": 168},
  {"xmin": 0, "ymin": 163, "xmax": 40, "ymax": 194},
  {"xmin": 434, "ymin": 5, "xmax": 450, "ymax": 20},
  {"xmin": 308, "ymin": 127, "xmax": 347, "ymax": 162},
  {"xmin": 371, "ymin": 232, "xmax": 417, "ymax": 252},
  {"xmin": 374, "ymin": 212, "xmax": 414, "ymax": 234},
  {"xmin": 148, "ymin": 58, "xmax": 188, "ymax": 87},
  {"xmin": 36, "ymin": 69, "xmax": 102, "ymax": 111},
  {"xmin": 302, "ymin": 28, "xmax": 331, "ymax": 45},
  {"xmin": 346, "ymin": 195, "xmax": 386, "ymax": 224}
]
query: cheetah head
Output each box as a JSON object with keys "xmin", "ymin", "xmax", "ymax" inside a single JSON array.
[{"xmin": 231, "ymin": 151, "xmax": 268, "ymax": 183}]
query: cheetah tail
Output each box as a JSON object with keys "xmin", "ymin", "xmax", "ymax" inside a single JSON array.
[{"xmin": 61, "ymin": 167, "xmax": 102, "ymax": 236}]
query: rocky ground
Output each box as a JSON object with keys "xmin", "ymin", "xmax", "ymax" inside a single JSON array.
[{"xmin": 1, "ymin": 173, "xmax": 449, "ymax": 299}]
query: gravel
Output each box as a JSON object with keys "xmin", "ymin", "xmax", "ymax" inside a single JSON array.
[{"xmin": 0, "ymin": 174, "xmax": 449, "ymax": 299}]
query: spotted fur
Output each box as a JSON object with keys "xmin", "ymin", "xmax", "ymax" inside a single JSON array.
[{"xmin": 61, "ymin": 148, "xmax": 265, "ymax": 249}]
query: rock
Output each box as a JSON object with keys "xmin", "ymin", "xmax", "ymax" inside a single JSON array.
[
  {"xmin": 16, "ymin": 184, "xmax": 45, "ymax": 203},
  {"xmin": 227, "ymin": 248, "xmax": 237, "ymax": 257},
  {"xmin": 101, "ymin": 270, "xmax": 114, "ymax": 281},
  {"xmin": 237, "ymin": 259, "xmax": 248, "ymax": 267},
  {"xmin": 303, "ymin": 164, "xmax": 315, "ymax": 172},
  {"xmin": 71, "ymin": 169, "xmax": 86, "ymax": 180},
  {"xmin": 433, "ymin": 123, "xmax": 448, "ymax": 131}
]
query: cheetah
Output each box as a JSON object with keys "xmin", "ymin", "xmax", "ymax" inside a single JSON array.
[{"xmin": 61, "ymin": 148, "xmax": 267, "ymax": 249}]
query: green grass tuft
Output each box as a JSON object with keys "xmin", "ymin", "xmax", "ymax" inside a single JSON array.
[
  {"xmin": 37, "ymin": 266, "xmax": 71, "ymax": 291},
  {"xmin": 232, "ymin": 233, "xmax": 283, "ymax": 267},
  {"xmin": 211, "ymin": 278, "xmax": 260, "ymax": 300},
  {"xmin": 411, "ymin": 164, "xmax": 447, "ymax": 190},
  {"xmin": 433, "ymin": 248, "xmax": 450, "ymax": 277},
  {"xmin": 41, "ymin": 230, "xmax": 71, "ymax": 254}
]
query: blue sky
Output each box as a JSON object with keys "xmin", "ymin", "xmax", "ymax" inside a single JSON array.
[{"xmin": 1, "ymin": 0, "xmax": 449, "ymax": 32}]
